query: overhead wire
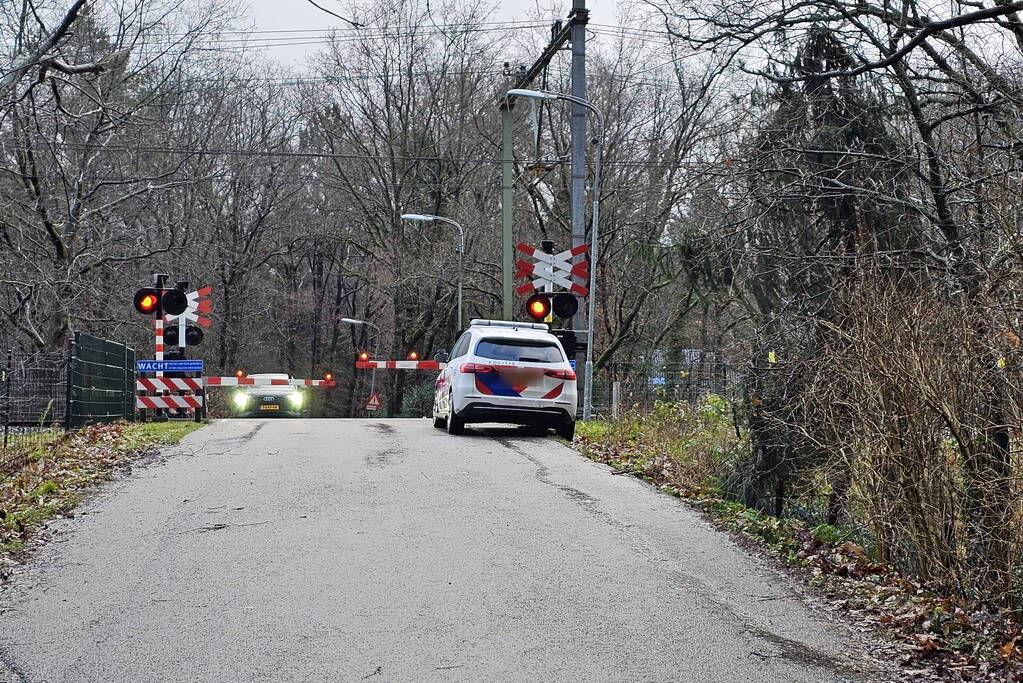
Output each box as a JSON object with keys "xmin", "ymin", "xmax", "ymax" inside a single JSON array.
[{"xmin": 49, "ymin": 143, "xmax": 722, "ymax": 169}]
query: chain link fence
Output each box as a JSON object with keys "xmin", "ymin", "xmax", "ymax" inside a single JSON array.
[{"xmin": 591, "ymin": 352, "xmax": 740, "ymax": 418}]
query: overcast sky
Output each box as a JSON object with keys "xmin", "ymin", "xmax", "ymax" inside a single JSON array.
[{"xmin": 244, "ymin": 0, "xmax": 623, "ymax": 65}]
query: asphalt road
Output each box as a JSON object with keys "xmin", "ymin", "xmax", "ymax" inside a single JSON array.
[{"xmin": 1, "ymin": 419, "xmax": 878, "ymax": 682}]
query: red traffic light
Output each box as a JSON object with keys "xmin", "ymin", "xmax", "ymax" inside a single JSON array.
[
  {"xmin": 324, "ymin": 372, "xmax": 334, "ymax": 382},
  {"xmin": 526, "ymin": 293, "xmax": 552, "ymax": 321},
  {"xmin": 134, "ymin": 288, "xmax": 160, "ymax": 314},
  {"xmin": 358, "ymin": 351, "xmax": 370, "ymax": 362},
  {"xmin": 407, "ymin": 350, "xmax": 419, "ymax": 361},
  {"xmin": 235, "ymin": 369, "xmax": 245, "ymax": 378}
]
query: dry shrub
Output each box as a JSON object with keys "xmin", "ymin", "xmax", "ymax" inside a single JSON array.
[
  {"xmin": 799, "ymin": 279, "xmax": 1023, "ymax": 606},
  {"xmin": 586, "ymin": 395, "xmax": 746, "ymax": 491}
]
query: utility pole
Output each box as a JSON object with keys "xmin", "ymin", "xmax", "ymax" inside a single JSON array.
[
  {"xmin": 501, "ymin": 107, "xmax": 515, "ymax": 320},
  {"xmin": 568, "ymin": 0, "xmax": 589, "ymax": 397},
  {"xmin": 499, "ymin": 2, "xmax": 585, "ymax": 320}
]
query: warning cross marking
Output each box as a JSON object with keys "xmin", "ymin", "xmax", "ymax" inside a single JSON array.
[{"xmin": 515, "ymin": 243, "xmax": 589, "ymax": 296}]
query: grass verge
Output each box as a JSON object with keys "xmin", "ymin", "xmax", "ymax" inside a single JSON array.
[
  {"xmin": 572, "ymin": 411, "xmax": 1022, "ymax": 681},
  {"xmin": 1, "ymin": 421, "xmax": 201, "ymax": 562}
]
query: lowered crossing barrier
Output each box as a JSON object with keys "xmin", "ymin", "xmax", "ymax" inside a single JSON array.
[{"xmin": 355, "ymin": 361, "xmax": 444, "ymax": 370}]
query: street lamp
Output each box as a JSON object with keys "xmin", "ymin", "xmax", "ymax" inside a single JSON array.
[
  {"xmin": 401, "ymin": 213, "xmax": 465, "ymax": 330},
  {"xmin": 341, "ymin": 317, "xmax": 381, "ymax": 398},
  {"xmin": 506, "ymin": 88, "xmax": 604, "ymax": 421}
]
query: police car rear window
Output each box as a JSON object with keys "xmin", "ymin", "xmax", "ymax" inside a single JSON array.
[{"xmin": 475, "ymin": 339, "xmax": 564, "ymax": 363}]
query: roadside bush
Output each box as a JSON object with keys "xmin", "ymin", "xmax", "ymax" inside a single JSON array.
[
  {"xmin": 794, "ymin": 282, "xmax": 1023, "ymax": 606},
  {"xmin": 400, "ymin": 381, "xmax": 435, "ymax": 418},
  {"xmin": 582, "ymin": 394, "xmax": 746, "ymax": 492}
]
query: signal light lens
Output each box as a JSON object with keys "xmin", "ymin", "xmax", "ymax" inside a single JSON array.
[
  {"xmin": 526, "ymin": 294, "xmax": 551, "ymax": 321},
  {"xmin": 459, "ymin": 363, "xmax": 497, "ymax": 374},
  {"xmin": 235, "ymin": 369, "xmax": 245, "ymax": 378},
  {"xmin": 164, "ymin": 325, "xmax": 179, "ymax": 345},
  {"xmin": 162, "ymin": 289, "xmax": 188, "ymax": 316},
  {"xmin": 407, "ymin": 350, "xmax": 419, "ymax": 361},
  {"xmin": 324, "ymin": 373, "xmax": 334, "ymax": 382},
  {"xmin": 134, "ymin": 288, "xmax": 160, "ymax": 314},
  {"xmin": 184, "ymin": 326, "xmax": 204, "ymax": 346},
  {"xmin": 552, "ymin": 293, "xmax": 579, "ymax": 319},
  {"xmin": 358, "ymin": 352, "xmax": 370, "ymax": 362}
]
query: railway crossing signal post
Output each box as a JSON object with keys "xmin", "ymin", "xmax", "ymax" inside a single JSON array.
[{"xmin": 133, "ymin": 275, "xmax": 336, "ymax": 421}]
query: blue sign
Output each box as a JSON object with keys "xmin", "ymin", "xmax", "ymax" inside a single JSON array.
[
  {"xmin": 569, "ymin": 359, "xmax": 577, "ymax": 370},
  {"xmin": 136, "ymin": 360, "xmax": 204, "ymax": 373}
]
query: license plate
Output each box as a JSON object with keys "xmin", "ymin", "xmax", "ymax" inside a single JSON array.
[
  {"xmin": 500, "ymin": 368, "xmax": 543, "ymax": 386},
  {"xmin": 260, "ymin": 404, "xmax": 279, "ymax": 411}
]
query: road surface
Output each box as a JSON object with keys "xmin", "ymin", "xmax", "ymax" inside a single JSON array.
[{"xmin": 1, "ymin": 419, "xmax": 877, "ymax": 681}]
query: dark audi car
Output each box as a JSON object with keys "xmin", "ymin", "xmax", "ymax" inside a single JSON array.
[{"xmin": 231, "ymin": 373, "xmax": 308, "ymax": 417}]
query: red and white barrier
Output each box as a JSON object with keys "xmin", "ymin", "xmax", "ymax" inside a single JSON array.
[
  {"xmin": 203, "ymin": 377, "xmax": 336, "ymax": 387},
  {"xmin": 136, "ymin": 377, "xmax": 203, "ymax": 392},
  {"xmin": 355, "ymin": 361, "xmax": 444, "ymax": 370},
  {"xmin": 136, "ymin": 395, "xmax": 203, "ymax": 410}
]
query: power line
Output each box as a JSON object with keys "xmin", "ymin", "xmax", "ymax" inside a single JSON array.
[{"xmin": 52, "ymin": 143, "xmax": 720, "ymax": 169}]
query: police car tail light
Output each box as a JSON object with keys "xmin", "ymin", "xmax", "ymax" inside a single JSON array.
[
  {"xmin": 459, "ymin": 363, "xmax": 497, "ymax": 374},
  {"xmin": 545, "ymin": 369, "xmax": 576, "ymax": 381}
]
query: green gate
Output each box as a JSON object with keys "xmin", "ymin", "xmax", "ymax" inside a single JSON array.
[{"xmin": 66, "ymin": 333, "xmax": 136, "ymax": 429}]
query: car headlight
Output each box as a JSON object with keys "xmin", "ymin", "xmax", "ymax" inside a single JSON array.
[
  {"xmin": 287, "ymin": 392, "xmax": 304, "ymax": 409},
  {"xmin": 233, "ymin": 392, "xmax": 251, "ymax": 409}
]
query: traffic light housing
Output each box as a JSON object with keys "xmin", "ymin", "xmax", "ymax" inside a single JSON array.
[
  {"xmin": 133, "ymin": 286, "xmax": 188, "ymax": 316},
  {"xmin": 551, "ymin": 329, "xmax": 577, "ymax": 356},
  {"xmin": 164, "ymin": 324, "xmax": 204, "ymax": 347},
  {"xmin": 133, "ymin": 288, "xmax": 161, "ymax": 314},
  {"xmin": 526, "ymin": 293, "xmax": 552, "ymax": 321},
  {"xmin": 526, "ymin": 292, "xmax": 578, "ymax": 323}
]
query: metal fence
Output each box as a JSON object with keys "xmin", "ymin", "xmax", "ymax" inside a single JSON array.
[
  {"xmin": 1, "ymin": 334, "xmax": 136, "ymax": 476},
  {"xmin": 1, "ymin": 348, "xmax": 68, "ymax": 474},
  {"xmin": 591, "ymin": 353, "xmax": 740, "ymax": 418},
  {"xmin": 67, "ymin": 333, "xmax": 135, "ymax": 429}
]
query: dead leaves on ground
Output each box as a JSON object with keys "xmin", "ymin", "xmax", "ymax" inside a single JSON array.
[{"xmin": 0, "ymin": 422, "xmax": 148, "ymax": 562}]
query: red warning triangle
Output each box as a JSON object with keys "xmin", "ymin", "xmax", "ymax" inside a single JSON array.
[{"xmin": 365, "ymin": 393, "xmax": 383, "ymax": 411}]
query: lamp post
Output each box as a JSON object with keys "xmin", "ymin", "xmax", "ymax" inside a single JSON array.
[
  {"xmin": 401, "ymin": 213, "xmax": 465, "ymax": 330},
  {"xmin": 505, "ymin": 88, "xmax": 604, "ymax": 421},
  {"xmin": 341, "ymin": 317, "xmax": 381, "ymax": 398}
]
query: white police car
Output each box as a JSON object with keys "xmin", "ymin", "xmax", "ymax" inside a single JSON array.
[{"xmin": 432, "ymin": 319, "xmax": 577, "ymax": 439}]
